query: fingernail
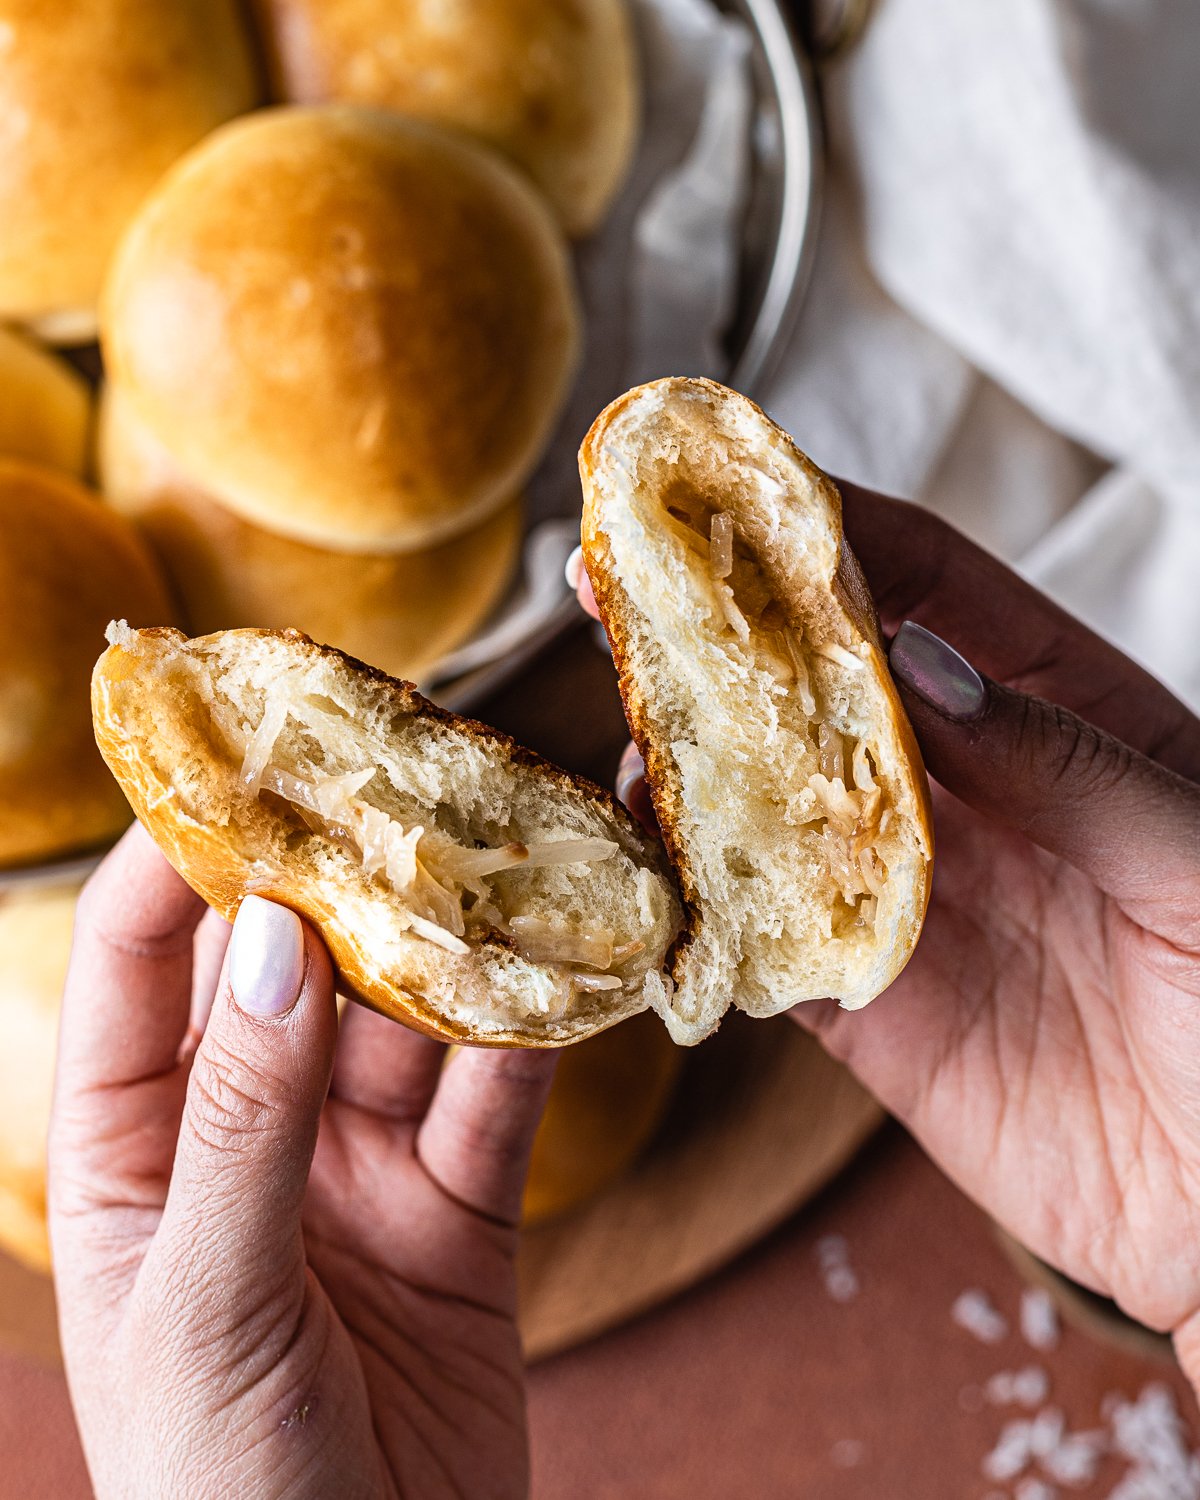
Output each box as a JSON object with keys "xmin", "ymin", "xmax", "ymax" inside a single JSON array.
[
  {"xmin": 890, "ymin": 621, "xmax": 987, "ymax": 723},
  {"xmin": 564, "ymin": 545, "xmax": 584, "ymax": 591},
  {"xmin": 229, "ymin": 896, "xmax": 306, "ymax": 1018},
  {"xmin": 615, "ymin": 743, "xmax": 646, "ymax": 807}
]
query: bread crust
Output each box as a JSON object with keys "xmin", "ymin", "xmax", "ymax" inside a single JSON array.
[
  {"xmin": 92, "ymin": 626, "xmax": 681, "ymax": 1047},
  {"xmin": 580, "ymin": 378, "xmax": 933, "ymax": 1033},
  {"xmin": 102, "ymin": 106, "xmax": 581, "ymax": 554},
  {"xmin": 0, "ymin": 0, "xmax": 259, "ymax": 338},
  {"xmin": 98, "ymin": 384, "xmax": 523, "ymax": 685},
  {"xmin": 251, "ymin": 0, "xmax": 639, "ymax": 236},
  {"xmin": 0, "ymin": 461, "xmax": 175, "ymax": 867}
]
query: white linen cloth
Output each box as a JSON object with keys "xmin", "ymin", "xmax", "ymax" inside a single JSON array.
[{"xmin": 768, "ymin": 0, "xmax": 1200, "ymax": 707}]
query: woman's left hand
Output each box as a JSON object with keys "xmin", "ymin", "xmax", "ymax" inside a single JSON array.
[{"xmin": 49, "ymin": 824, "xmax": 557, "ymax": 1500}]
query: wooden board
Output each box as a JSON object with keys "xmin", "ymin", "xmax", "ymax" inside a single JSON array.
[
  {"xmin": 519, "ymin": 1014, "xmax": 883, "ymax": 1361},
  {"xmin": 0, "ymin": 1015, "xmax": 882, "ymax": 1371}
]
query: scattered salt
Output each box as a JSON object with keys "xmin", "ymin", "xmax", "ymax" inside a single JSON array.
[
  {"xmin": 1106, "ymin": 1384, "xmax": 1200, "ymax": 1500},
  {"xmin": 1021, "ymin": 1288, "xmax": 1062, "ymax": 1352},
  {"xmin": 987, "ymin": 1366, "xmax": 1051, "ymax": 1409},
  {"xmin": 815, "ymin": 1234, "xmax": 860, "ymax": 1303},
  {"xmin": 830, "ymin": 1439, "xmax": 866, "ymax": 1469},
  {"xmin": 1016, "ymin": 1479, "xmax": 1059, "ymax": 1500},
  {"xmin": 954, "ymin": 1289, "xmax": 1010, "ymax": 1345},
  {"xmin": 1029, "ymin": 1408, "xmax": 1066, "ymax": 1458},
  {"xmin": 984, "ymin": 1419, "xmax": 1035, "ymax": 1482},
  {"xmin": 1042, "ymin": 1429, "xmax": 1107, "ymax": 1487}
]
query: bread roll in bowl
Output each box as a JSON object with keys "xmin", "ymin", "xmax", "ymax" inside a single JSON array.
[
  {"xmin": 102, "ymin": 106, "xmax": 581, "ymax": 554},
  {"xmin": 92, "ymin": 626, "xmax": 683, "ymax": 1046},
  {"xmin": 99, "ymin": 385, "xmax": 523, "ymax": 685},
  {"xmin": 0, "ymin": 327, "xmax": 91, "ymax": 477},
  {"xmin": 252, "ymin": 0, "xmax": 638, "ymax": 237},
  {"xmin": 523, "ymin": 1011, "xmax": 681, "ymax": 1225},
  {"xmin": 0, "ymin": 462, "xmax": 175, "ymax": 867},
  {"xmin": 0, "ymin": 884, "xmax": 77, "ymax": 1273},
  {"xmin": 580, "ymin": 379, "xmax": 934, "ymax": 1044},
  {"xmin": 0, "ymin": 0, "xmax": 259, "ymax": 343}
]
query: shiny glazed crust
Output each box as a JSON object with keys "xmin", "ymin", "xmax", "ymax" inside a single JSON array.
[
  {"xmin": 0, "ymin": 0, "xmax": 259, "ymax": 337},
  {"xmin": 101, "ymin": 106, "xmax": 581, "ymax": 553},
  {"xmin": 251, "ymin": 0, "xmax": 639, "ymax": 236}
]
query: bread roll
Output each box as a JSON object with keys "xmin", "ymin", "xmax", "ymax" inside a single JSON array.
[
  {"xmin": 251, "ymin": 0, "xmax": 638, "ymax": 236},
  {"xmin": 99, "ymin": 385, "xmax": 523, "ymax": 685},
  {"xmin": 0, "ymin": 0, "xmax": 259, "ymax": 343},
  {"xmin": 92, "ymin": 625, "xmax": 682, "ymax": 1045},
  {"xmin": 523, "ymin": 1010, "xmax": 681, "ymax": 1225},
  {"xmin": 0, "ymin": 461, "xmax": 175, "ymax": 867},
  {"xmin": 0, "ymin": 327, "xmax": 91, "ymax": 476},
  {"xmin": 580, "ymin": 379, "xmax": 934, "ymax": 1044},
  {"xmin": 103, "ymin": 106, "xmax": 580, "ymax": 553},
  {"xmin": 0, "ymin": 884, "xmax": 77, "ymax": 1274}
]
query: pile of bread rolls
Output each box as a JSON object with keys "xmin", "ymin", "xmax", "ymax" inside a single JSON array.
[{"xmin": 0, "ymin": 0, "xmax": 672, "ymax": 1275}]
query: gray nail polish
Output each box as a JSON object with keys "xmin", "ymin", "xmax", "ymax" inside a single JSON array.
[
  {"xmin": 889, "ymin": 621, "xmax": 987, "ymax": 724},
  {"xmin": 229, "ymin": 895, "xmax": 305, "ymax": 1018}
]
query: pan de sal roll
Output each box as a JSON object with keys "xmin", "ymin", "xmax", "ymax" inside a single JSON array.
[
  {"xmin": 92, "ymin": 626, "xmax": 682, "ymax": 1046},
  {"xmin": 0, "ymin": 0, "xmax": 259, "ymax": 344},
  {"xmin": 523, "ymin": 1011, "xmax": 681, "ymax": 1224},
  {"xmin": 102, "ymin": 106, "xmax": 581, "ymax": 553},
  {"xmin": 0, "ymin": 462, "xmax": 174, "ymax": 867},
  {"xmin": 0, "ymin": 885, "xmax": 77, "ymax": 1274},
  {"xmin": 0, "ymin": 327, "xmax": 91, "ymax": 477},
  {"xmin": 252, "ymin": 0, "xmax": 638, "ymax": 237},
  {"xmin": 98, "ymin": 386, "xmax": 523, "ymax": 685},
  {"xmin": 580, "ymin": 378, "xmax": 934, "ymax": 1044}
]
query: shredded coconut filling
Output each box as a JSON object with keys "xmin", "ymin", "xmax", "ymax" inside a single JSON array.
[
  {"xmin": 664, "ymin": 493, "xmax": 891, "ymax": 936},
  {"xmin": 237, "ymin": 708, "xmax": 636, "ymax": 988}
]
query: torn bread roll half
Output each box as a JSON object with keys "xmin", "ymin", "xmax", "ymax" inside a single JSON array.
[
  {"xmin": 580, "ymin": 378, "xmax": 933, "ymax": 1043},
  {"xmin": 92, "ymin": 626, "xmax": 681, "ymax": 1046}
]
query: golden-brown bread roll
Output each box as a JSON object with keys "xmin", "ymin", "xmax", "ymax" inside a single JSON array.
[
  {"xmin": 0, "ymin": 327, "xmax": 91, "ymax": 476},
  {"xmin": 251, "ymin": 0, "xmax": 638, "ymax": 237},
  {"xmin": 0, "ymin": 0, "xmax": 259, "ymax": 344},
  {"xmin": 102, "ymin": 106, "xmax": 581, "ymax": 554},
  {"xmin": 92, "ymin": 625, "xmax": 683, "ymax": 1046},
  {"xmin": 523, "ymin": 1010, "xmax": 681, "ymax": 1225},
  {"xmin": 0, "ymin": 461, "xmax": 175, "ymax": 867},
  {"xmin": 0, "ymin": 884, "xmax": 77, "ymax": 1274},
  {"xmin": 580, "ymin": 379, "xmax": 934, "ymax": 1043},
  {"xmin": 98, "ymin": 385, "xmax": 523, "ymax": 685}
]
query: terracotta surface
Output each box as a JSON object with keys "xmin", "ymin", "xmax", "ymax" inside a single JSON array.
[{"xmin": 0, "ymin": 628, "xmax": 1194, "ymax": 1496}]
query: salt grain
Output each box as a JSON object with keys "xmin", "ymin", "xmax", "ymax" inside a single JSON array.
[
  {"xmin": 1021, "ymin": 1288, "xmax": 1062, "ymax": 1352},
  {"xmin": 1016, "ymin": 1479, "xmax": 1059, "ymax": 1500},
  {"xmin": 830, "ymin": 1439, "xmax": 867, "ymax": 1469},
  {"xmin": 986, "ymin": 1366, "xmax": 1051, "ymax": 1409},
  {"xmin": 1042, "ymin": 1430, "xmax": 1106, "ymax": 1487},
  {"xmin": 953, "ymin": 1289, "xmax": 1010, "ymax": 1345},
  {"xmin": 984, "ymin": 1419, "xmax": 1035, "ymax": 1481},
  {"xmin": 1029, "ymin": 1408, "xmax": 1066, "ymax": 1458},
  {"xmin": 815, "ymin": 1235, "xmax": 860, "ymax": 1303}
]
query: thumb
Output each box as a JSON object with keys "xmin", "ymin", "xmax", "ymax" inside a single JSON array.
[
  {"xmin": 155, "ymin": 895, "xmax": 337, "ymax": 1294},
  {"xmin": 889, "ymin": 621, "xmax": 1200, "ymax": 948}
]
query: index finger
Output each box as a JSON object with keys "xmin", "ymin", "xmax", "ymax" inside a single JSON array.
[
  {"xmin": 56, "ymin": 821, "xmax": 204, "ymax": 1102},
  {"xmin": 839, "ymin": 482, "xmax": 1200, "ymax": 781}
]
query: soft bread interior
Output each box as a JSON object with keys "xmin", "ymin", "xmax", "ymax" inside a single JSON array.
[
  {"xmin": 582, "ymin": 380, "xmax": 932, "ymax": 1044},
  {"xmin": 93, "ymin": 626, "xmax": 682, "ymax": 1045}
]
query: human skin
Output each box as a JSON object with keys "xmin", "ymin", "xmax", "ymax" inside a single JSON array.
[
  {"xmin": 48, "ymin": 829, "xmax": 558, "ymax": 1499},
  {"xmin": 573, "ymin": 482, "xmax": 1200, "ymax": 1381}
]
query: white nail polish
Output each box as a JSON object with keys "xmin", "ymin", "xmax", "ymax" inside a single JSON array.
[
  {"xmin": 564, "ymin": 545, "xmax": 584, "ymax": 591},
  {"xmin": 229, "ymin": 896, "xmax": 305, "ymax": 1018}
]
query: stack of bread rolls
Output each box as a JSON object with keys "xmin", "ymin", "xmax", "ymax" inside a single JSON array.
[{"xmin": 0, "ymin": 0, "xmax": 666, "ymax": 1274}]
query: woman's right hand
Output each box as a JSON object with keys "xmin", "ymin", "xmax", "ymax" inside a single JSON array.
[{"xmin": 572, "ymin": 489, "xmax": 1200, "ymax": 1377}]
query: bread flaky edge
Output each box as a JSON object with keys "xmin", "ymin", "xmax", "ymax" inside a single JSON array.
[
  {"xmin": 91, "ymin": 625, "xmax": 681, "ymax": 1048},
  {"xmin": 579, "ymin": 376, "xmax": 934, "ymax": 1017}
]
